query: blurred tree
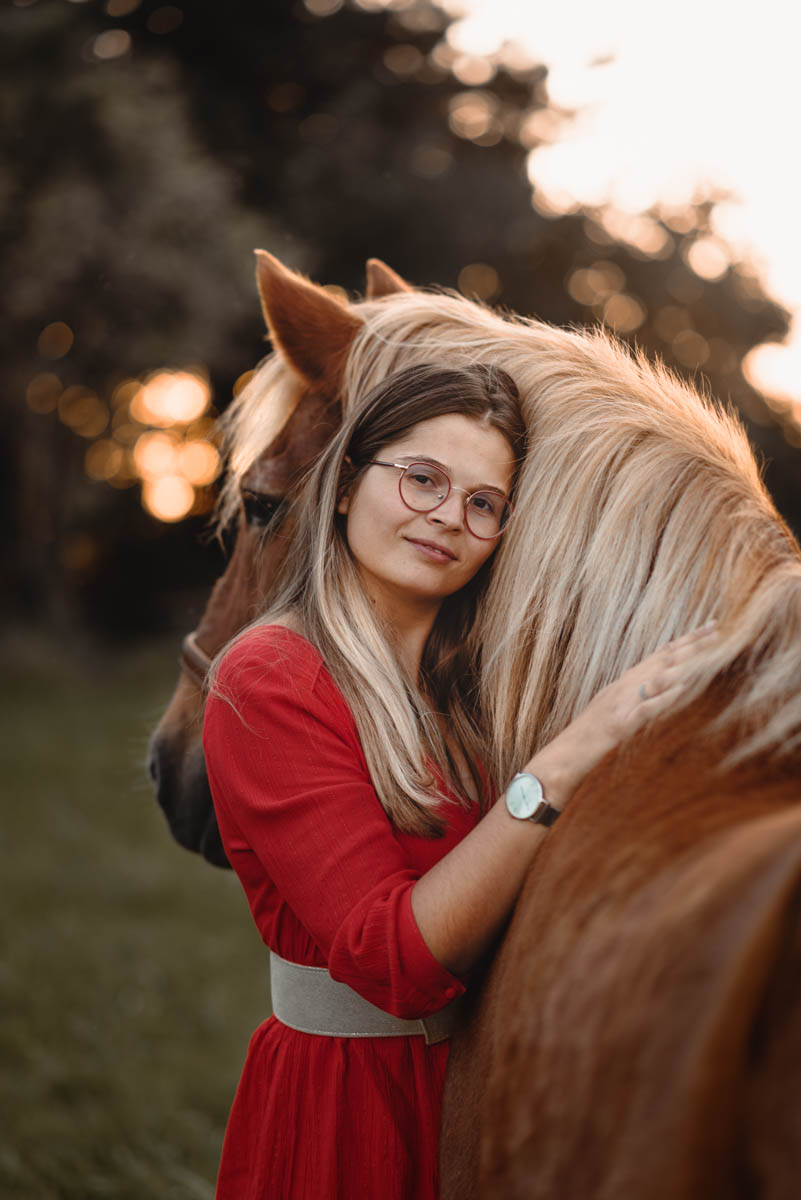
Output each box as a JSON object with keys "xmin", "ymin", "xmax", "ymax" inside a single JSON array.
[
  {"xmin": 1, "ymin": 2, "xmax": 274, "ymax": 633},
  {"xmin": 1, "ymin": 0, "xmax": 796, "ymax": 638}
]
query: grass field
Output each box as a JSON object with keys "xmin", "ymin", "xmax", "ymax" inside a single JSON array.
[{"xmin": 1, "ymin": 633, "xmax": 267, "ymax": 1199}]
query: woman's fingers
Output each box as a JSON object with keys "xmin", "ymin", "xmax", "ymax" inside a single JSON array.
[
  {"xmin": 639, "ymin": 653, "xmax": 706, "ymax": 698},
  {"xmin": 577, "ymin": 622, "xmax": 721, "ymax": 748},
  {"xmin": 636, "ymin": 682, "xmax": 688, "ymax": 723},
  {"xmin": 624, "ymin": 623, "xmax": 720, "ymax": 726},
  {"xmin": 657, "ymin": 621, "xmax": 718, "ymax": 657},
  {"xmin": 613, "ymin": 628, "xmax": 719, "ymax": 729},
  {"xmin": 639, "ymin": 623, "xmax": 719, "ymax": 685}
]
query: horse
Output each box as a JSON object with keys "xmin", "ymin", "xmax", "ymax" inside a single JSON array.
[{"xmin": 147, "ymin": 251, "xmax": 801, "ymax": 1196}]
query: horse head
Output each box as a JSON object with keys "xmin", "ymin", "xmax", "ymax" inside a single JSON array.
[{"xmin": 146, "ymin": 253, "xmax": 410, "ymax": 865}]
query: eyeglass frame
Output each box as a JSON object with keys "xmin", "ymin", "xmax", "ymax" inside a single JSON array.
[{"xmin": 367, "ymin": 459, "xmax": 514, "ymax": 540}]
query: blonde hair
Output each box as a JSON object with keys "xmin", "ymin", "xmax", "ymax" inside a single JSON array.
[
  {"xmin": 216, "ymin": 360, "xmax": 525, "ymax": 835},
  {"xmin": 217, "ymin": 288, "xmax": 801, "ymax": 798}
]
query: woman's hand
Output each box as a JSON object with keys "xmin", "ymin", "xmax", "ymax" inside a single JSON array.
[
  {"xmin": 521, "ymin": 622, "xmax": 719, "ymax": 809},
  {"xmin": 575, "ymin": 621, "xmax": 719, "ymax": 744}
]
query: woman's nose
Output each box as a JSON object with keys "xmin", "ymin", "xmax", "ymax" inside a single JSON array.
[{"xmin": 427, "ymin": 493, "xmax": 464, "ymax": 529}]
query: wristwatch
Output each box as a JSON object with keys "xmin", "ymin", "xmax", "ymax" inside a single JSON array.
[{"xmin": 505, "ymin": 772, "xmax": 561, "ymax": 828}]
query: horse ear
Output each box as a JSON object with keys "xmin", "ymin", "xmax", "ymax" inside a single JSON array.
[
  {"xmin": 365, "ymin": 258, "xmax": 413, "ymax": 299},
  {"xmin": 254, "ymin": 250, "xmax": 363, "ymax": 391}
]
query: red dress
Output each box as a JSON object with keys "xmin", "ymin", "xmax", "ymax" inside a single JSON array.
[{"xmin": 202, "ymin": 625, "xmax": 479, "ymax": 1200}]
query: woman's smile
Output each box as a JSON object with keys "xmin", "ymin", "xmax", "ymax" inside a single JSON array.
[{"xmin": 404, "ymin": 536, "xmax": 458, "ymax": 563}]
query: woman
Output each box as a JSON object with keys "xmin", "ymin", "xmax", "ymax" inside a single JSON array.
[{"xmin": 203, "ymin": 362, "xmax": 713, "ymax": 1199}]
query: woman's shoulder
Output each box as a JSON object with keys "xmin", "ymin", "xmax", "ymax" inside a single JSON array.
[
  {"xmin": 215, "ymin": 621, "xmax": 326, "ymax": 691},
  {"xmin": 208, "ymin": 622, "xmax": 361, "ymax": 749}
]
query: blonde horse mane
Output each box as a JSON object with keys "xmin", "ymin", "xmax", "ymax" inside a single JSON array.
[{"xmin": 218, "ymin": 287, "xmax": 801, "ymax": 785}]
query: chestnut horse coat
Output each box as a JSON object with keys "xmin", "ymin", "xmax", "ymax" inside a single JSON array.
[{"xmin": 441, "ymin": 690, "xmax": 801, "ymax": 1200}]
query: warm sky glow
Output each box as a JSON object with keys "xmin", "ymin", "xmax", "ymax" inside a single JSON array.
[{"xmin": 440, "ymin": 0, "xmax": 801, "ymax": 402}]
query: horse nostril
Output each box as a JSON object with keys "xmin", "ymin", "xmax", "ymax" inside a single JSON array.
[{"xmin": 146, "ymin": 739, "xmax": 160, "ymax": 787}]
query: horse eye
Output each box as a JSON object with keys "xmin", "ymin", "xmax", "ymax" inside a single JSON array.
[{"xmin": 242, "ymin": 491, "xmax": 286, "ymax": 528}]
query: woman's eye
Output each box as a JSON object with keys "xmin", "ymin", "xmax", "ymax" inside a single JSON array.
[
  {"xmin": 406, "ymin": 470, "xmax": 438, "ymax": 488},
  {"xmin": 469, "ymin": 492, "xmax": 500, "ymax": 515}
]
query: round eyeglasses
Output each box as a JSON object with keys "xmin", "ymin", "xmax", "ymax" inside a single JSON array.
[{"xmin": 368, "ymin": 459, "xmax": 513, "ymax": 540}]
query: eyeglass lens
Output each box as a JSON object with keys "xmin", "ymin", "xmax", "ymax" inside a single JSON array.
[{"xmin": 400, "ymin": 463, "xmax": 510, "ymax": 538}]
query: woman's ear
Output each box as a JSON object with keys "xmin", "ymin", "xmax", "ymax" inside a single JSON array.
[{"xmin": 337, "ymin": 456, "xmax": 355, "ymax": 514}]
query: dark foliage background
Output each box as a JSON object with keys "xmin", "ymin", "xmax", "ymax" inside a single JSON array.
[{"xmin": 2, "ymin": 0, "xmax": 799, "ymax": 644}]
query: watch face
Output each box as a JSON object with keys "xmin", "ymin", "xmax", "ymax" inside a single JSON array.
[{"xmin": 506, "ymin": 773, "xmax": 544, "ymax": 820}]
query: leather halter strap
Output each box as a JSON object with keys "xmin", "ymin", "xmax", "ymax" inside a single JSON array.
[{"xmin": 180, "ymin": 631, "xmax": 213, "ymax": 692}]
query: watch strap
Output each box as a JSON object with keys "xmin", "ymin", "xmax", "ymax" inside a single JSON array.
[{"xmin": 530, "ymin": 802, "xmax": 561, "ymax": 828}]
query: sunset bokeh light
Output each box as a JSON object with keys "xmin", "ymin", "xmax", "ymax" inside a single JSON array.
[
  {"xmin": 26, "ymin": 357, "xmax": 220, "ymax": 522},
  {"xmin": 130, "ymin": 370, "xmax": 209, "ymax": 428}
]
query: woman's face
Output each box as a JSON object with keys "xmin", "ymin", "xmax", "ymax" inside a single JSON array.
[{"xmin": 338, "ymin": 413, "xmax": 516, "ymax": 620}]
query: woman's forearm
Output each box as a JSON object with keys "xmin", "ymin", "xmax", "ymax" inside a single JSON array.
[{"xmin": 410, "ymin": 737, "xmax": 581, "ymax": 977}]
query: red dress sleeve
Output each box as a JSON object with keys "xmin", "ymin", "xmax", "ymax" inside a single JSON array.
[{"xmin": 202, "ymin": 626, "xmax": 466, "ymax": 1020}]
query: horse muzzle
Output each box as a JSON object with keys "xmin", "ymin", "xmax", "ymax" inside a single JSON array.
[{"xmin": 146, "ymin": 731, "xmax": 230, "ymax": 869}]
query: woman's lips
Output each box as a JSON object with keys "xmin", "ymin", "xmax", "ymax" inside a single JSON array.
[{"xmin": 407, "ymin": 538, "xmax": 457, "ymax": 562}]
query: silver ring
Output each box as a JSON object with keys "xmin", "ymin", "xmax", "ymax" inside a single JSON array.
[{"xmin": 639, "ymin": 682, "xmax": 650, "ymax": 701}]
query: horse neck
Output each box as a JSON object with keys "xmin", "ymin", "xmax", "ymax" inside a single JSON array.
[
  {"xmin": 567, "ymin": 693, "xmax": 800, "ymax": 888},
  {"xmin": 194, "ymin": 521, "xmax": 277, "ymax": 658}
]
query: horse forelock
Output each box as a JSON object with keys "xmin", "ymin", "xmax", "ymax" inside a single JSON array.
[
  {"xmin": 216, "ymin": 286, "xmax": 801, "ymax": 779},
  {"xmin": 215, "ymin": 354, "xmax": 304, "ymax": 530}
]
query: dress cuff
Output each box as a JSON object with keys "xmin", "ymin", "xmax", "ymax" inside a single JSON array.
[
  {"xmin": 327, "ymin": 873, "xmax": 467, "ymax": 1020},
  {"xmin": 397, "ymin": 883, "xmax": 467, "ymax": 1016}
]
